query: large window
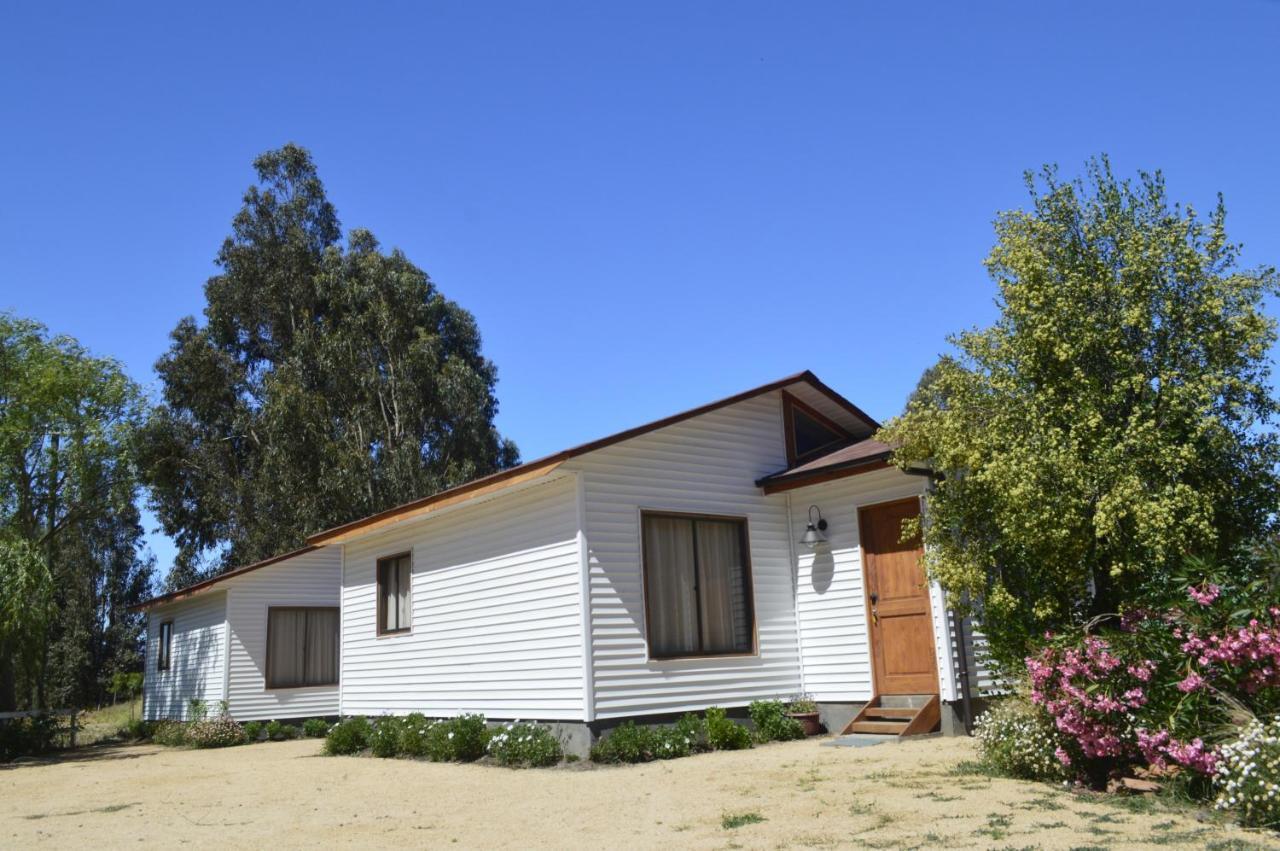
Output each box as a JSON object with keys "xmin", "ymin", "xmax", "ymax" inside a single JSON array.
[
  {"xmin": 641, "ymin": 513, "xmax": 755, "ymax": 658},
  {"xmin": 266, "ymin": 607, "xmax": 339, "ymax": 688},
  {"xmin": 377, "ymin": 553, "xmax": 412, "ymax": 635},
  {"xmin": 157, "ymin": 620, "xmax": 173, "ymax": 671}
]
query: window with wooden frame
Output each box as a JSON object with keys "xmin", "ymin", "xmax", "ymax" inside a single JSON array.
[
  {"xmin": 157, "ymin": 620, "xmax": 173, "ymax": 672},
  {"xmin": 266, "ymin": 607, "xmax": 339, "ymax": 689},
  {"xmin": 377, "ymin": 553, "xmax": 412, "ymax": 635},
  {"xmin": 782, "ymin": 391, "xmax": 852, "ymax": 466},
  {"xmin": 641, "ymin": 512, "xmax": 755, "ymax": 659}
]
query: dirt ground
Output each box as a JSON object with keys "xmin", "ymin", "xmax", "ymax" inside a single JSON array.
[{"xmin": 2, "ymin": 735, "xmax": 1275, "ymax": 849}]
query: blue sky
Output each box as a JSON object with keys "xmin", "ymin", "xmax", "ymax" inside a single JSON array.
[{"xmin": 3, "ymin": 1, "xmax": 1279, "ymax": 574}]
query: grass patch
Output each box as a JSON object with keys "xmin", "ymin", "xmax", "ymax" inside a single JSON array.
[
  {"xmin": 973, "ymin": 812, "xmax": 1012, "ymax": 840},
  {"xmin": 721, "ymin": 811, "xmax": 765, "ymax": 829}
]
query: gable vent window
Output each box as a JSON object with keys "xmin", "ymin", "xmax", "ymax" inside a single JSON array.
[
  {"xmin": 642, "ymin": 512, "xmax": 755, "ymax": 659},
  {"xmin": 377, "ymin": 553, "xmax": 412, "ymax": 635},
  {"xmin": 783, "ymin": 392, "xmax": 851, "ymax": 465}
]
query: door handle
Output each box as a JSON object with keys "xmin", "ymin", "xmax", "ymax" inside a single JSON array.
[{"xmin": 869, "ymin": 592, "xmax": 879, "ymax": 626}]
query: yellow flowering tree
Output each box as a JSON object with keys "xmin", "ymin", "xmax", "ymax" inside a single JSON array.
[{"xmin": 879, "ymin": 158, "xmax": 1280, "ymax": 670}]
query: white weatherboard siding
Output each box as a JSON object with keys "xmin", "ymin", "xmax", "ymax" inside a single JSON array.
[
  {"xmin": 143, "ymin": 592, "xmax": 227, "ymax": 720},
  {"xmin": 786, "ymin": 467, "xmax": 935, "ymax": 703},
  {"xmin": 225, "ymin": 548, "xmax": 342, "ymax": 720},
  {"xmin": 340, "ymin": 474, "xmax": 584, "ymax": 719},
  {"xmin": 566, "ymin": 391, "xmax": 801, "ymax": 719}
]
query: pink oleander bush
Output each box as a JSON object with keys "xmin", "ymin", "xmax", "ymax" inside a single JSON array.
[{"xmin": 986, "ymin": 546, "xmax": 1280, "ymax": 824}]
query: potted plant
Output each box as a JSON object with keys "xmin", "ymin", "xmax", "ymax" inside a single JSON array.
[{"xmin": 786, "ymin": 694, "xmax": 822, "ymax": 736}]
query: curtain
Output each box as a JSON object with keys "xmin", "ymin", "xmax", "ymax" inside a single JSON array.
[
  {"xmin": 268, "ymin": 609, "xmax": 308, "ymax": 688},
  {"xmin": 379, "ymin": 557, "xmax": 411, "ymax": 632},
  {"xmin": 643, "ymin": 516, "xmax": 699, "ymax": 656},
  {"xmin": 695, "ymin": 519, "xmax": 751, "ymax": 653},
  {"xmin": 305, "ymin": 609, "xmax": 339, "ymax": 685}
]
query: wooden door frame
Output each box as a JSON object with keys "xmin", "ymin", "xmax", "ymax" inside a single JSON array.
[{"xmin": 857, "ymin": 495, "xmax": 938, "ymax": 696}]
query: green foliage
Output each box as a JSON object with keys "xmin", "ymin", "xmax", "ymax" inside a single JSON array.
[
  {"xmin": 186, "ymin": 717, "xmax": 248, "ymax": 748},
  {"xmin": 485, "ymin": 722, "xmax": 562, "ymax": 767},
  {"xmin": 1214, "ymin": 716, "xmax": 1280, "ymax": 828},
  {"xmin": 151, "ymin": 720, "xmax": 189, "ymax": 747},
  {"xmin": 398, "ymin": 712, "xmax": 432, "ymax": 757},
  {"xmin": 137, "ymin": 144, "xmax": 519, "ymax": 577},
  {"xmin": 721, "ymin": 811, "xmax": 766, "ymax": 829},
  {"xmin": 0, "ymin": 313, "xmax": 152, "ymax": 711},
  {"xmin": 242, "ymin": 721, "xmax": 263, "ymax": 742},
  {"xmin": 187, "ymin": 699, "xmax": 208, "ymax": 722},
  {"xmin": 786, "ymin": 694, "xmax": 818, "ymax": 714},
  {"xmin": 302, "ymin": 717, "xmax": 329, "ymax": 739},
  {"xmin": 590, "ymin": 721, "xmax": 659, "ymax": 763},
  {"xmin": 422, "ymin": 714, "xmax": 488, "ymax": 762},
  {"xmin": 323, "ymin": 716, "xmax": 371, "ymax": 755},
  {"xmin": 265, "ymin": 720, "xmax": 298, "ymax": 741},
  {"xmin": 973, "ymin": 699, "xmax": 1075, "ymax": 782},
  {"xmin": 748, "ymin": 700, "xmax": 805, "ymax": 743},
  {"xmin": 0, "ymin": 714, "xmax": 62, "ymax": 761},
  {"xmin": 110, "ymin": 672, "xmax": 143, "ymax": 701},
  {"xmin": 705, "ymin": 707, "xmax": 753, "ymax": 750},
  {"xmin": 369, "ymin": 716, "xmax": 404, "ymax": 758},
  {"xmin": 119, "ymin": 717, "xmax": 151, "ymax": 741},
  {"xmin": 879, "ymin": 158, "xmax": 1280, "ymax": 667},
  {"xmin": 673, "ymin": 713, "xmax": 709, "ymax": 753}
]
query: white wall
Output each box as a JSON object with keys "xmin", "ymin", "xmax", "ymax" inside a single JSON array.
[
  {"xmin": 225, "ymin": 547, "xmax": 342, "ymax": 721},
  {"xmin": 565, "ymin": 391, "xmax": 802, "ymax": 719},
  {"xmin": 339, "ymin": 474, "xmax": 585, "ymax": 719},
  {"xmin": 143, "ymin": 592, "xmax": 227, "ymax": 721}
]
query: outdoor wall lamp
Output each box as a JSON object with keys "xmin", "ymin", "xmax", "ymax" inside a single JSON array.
[{"xmin": 799, "ymin": 505, "xmax": 828, "ymax": 549}]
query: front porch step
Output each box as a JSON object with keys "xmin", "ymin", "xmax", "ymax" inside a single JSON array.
[{"xmin": 841, "ymin": 694, "xmax": 941, "ymax": 738}]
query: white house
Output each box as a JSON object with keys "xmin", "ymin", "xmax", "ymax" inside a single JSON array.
[{"xmin": 137, "ymin": 371, "xmax": 993, "ymax": 744}]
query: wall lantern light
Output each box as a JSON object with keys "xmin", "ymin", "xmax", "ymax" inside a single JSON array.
[{"xmin": 799, "ymin": 505, "xmax": 828, "ymax": 549}]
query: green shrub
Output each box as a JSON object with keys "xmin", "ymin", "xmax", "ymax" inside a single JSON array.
[
  {"xmin": 0, "ymin": 714, "xmax": 62, "ymax": 761},
  {"xmin": 706, "ymin": 707, "xmax": 752, "ymax": 751},
  {"xmin": 186, "ymin": 717, "xmax": 248, "ymax": 748},
  {"xmin": 324, "ymin": 716, "xmax": 371, "ymax": 755},
  {"xmin": 973, "ymin": 699, "xmax": 1074, "ymax": 782},
  {"xmin": 786, "ymin": 694, "xmax": 818, "ymax": 714},
  {"xmin": 651, "ymin": 724, "xmax": 694, "ymax": 759},
  {"xmin": 398, "ymin": 713, "xmax": 434, "ymax": 758},
  {"xmin": 748, "ymin": 700, "xmax": 804, "ymax": 743},
  {"xmin": 243, "ymin": 721, "xmax": 263, "ymax": 742},
  {"xmin": 119, "ymin": 718, "xmax": 152, "ymax": 742},
  {"xmin": 590, "ymin": 721, "xmax": 658, "ymax": 763},
  {"xmin": 152, "ymin": 720, "xmax": 189, "ymax": 747},
  {"xmin": 674, "ymin": 712, "xmax": 709, "ymax": 752},
  {"xmin": 302, "ymin": 718, "xmax": 329, "ymax": 738},
  {"xmin": 422, "ymin": 714, "xmax": 488, "ymax": 762},
  {"xmin": 265, "ymin": 720, "xmax": 299, "ymax": 741},
  {"xmin": 369, "ymin": 716, "xmax": 404, "ymax": 758},
  {"xmin": 187, "ymin": 698, "xmax": 208, "ymax": 722},
  {"xmin": 485, "ymin": 722, "xmax": 562, "ymax": 767}
]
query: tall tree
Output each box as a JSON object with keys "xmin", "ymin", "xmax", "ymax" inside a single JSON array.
[
  {"xmin": 139, "ymin": 144, "xmax": 518, "ymax": 579},
  {"xmin": 879, "ymin": 158, "xmax": 1280, "ymax": 670},
  {"xmin": 0, "ymin": 314, "xmax": 151, "ymax": 710}
]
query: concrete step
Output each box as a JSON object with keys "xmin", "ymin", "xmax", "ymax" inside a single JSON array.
[{"xmin": 878, "ymin": 694, "xmax": 933, "ymax": 709}]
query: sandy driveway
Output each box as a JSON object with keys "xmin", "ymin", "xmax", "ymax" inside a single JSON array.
[{"xmin": 1, "ymin": 735, "xmax": 1273, "ymax": 849}]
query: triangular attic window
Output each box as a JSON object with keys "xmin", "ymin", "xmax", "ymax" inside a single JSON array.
[{"xmin": 783, "ymin": 392, "xmax": 851, "ymax": 466}]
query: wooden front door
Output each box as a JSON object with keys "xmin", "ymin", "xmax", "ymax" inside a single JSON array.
[{"xmin": 860, "ymin": 498, "xmax": 938, "ymax": 695}]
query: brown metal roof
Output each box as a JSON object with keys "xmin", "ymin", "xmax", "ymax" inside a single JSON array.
[
  {"xmin": 306, "ymin": 370, "xmax": 879, "ymax": 546},
  {"xmin": 754, "ymin": 437, "xmax": 895, "ymax": 494},
  {"xmin": 131, "ymin": 545, "xmax": 322, "ymax": 611}
]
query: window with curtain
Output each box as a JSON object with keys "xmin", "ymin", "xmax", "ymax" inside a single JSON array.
[
  {"xmin": 377, "ymin": 553, "xmax": 412, "ymax": 635},
  {"xmin": 157, "ymin": 620, "xmax": 173, "ymax": 671},
  {"xmin": 266, "ymin": 607, "xmax": 339, "ymax": 688},
  {"xmin": 641, "ymin": 513, "xmax": 754, "ymax": 658}
]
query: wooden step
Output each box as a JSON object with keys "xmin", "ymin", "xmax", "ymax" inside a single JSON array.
[
  {"xmin": 840, "ymin": 694, "xmax": 942, "ymax": 737},
  {"xmin": 859, "ymin": 707, "xmax": 917, "ymax": 719},
  {"xmin": 847, "ymin": 720, "xmax": 909, "ymax": 735}
]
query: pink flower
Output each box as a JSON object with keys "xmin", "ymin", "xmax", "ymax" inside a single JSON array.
[
  {"xmin": 1187, "ymin": 583, "xmax": 1221, "ymax": 606},
  {"xmin": 1176, "ymin": 672, "xmax": 1206, "ymax": 693},
  {"xmin": 1054, "ymin": 747, "xmax": 1072, "ymax": 766}
]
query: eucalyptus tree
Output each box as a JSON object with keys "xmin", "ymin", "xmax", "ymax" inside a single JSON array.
[
  {"xmin": 0, "ymin": 314, "xmax": 151, "ymax": 710},
  {"xmin": 139, "ymin": 144, "xmax": 518, "ymax": 579},
  {"xmin": 880, "ymin": 158, "xmax": 1280, "ymax": 669}
]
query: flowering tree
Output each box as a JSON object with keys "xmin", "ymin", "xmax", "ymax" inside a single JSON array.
[{"xmin": 880, "ymin": 158, "xmax": 1280, "ymax": 670}]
